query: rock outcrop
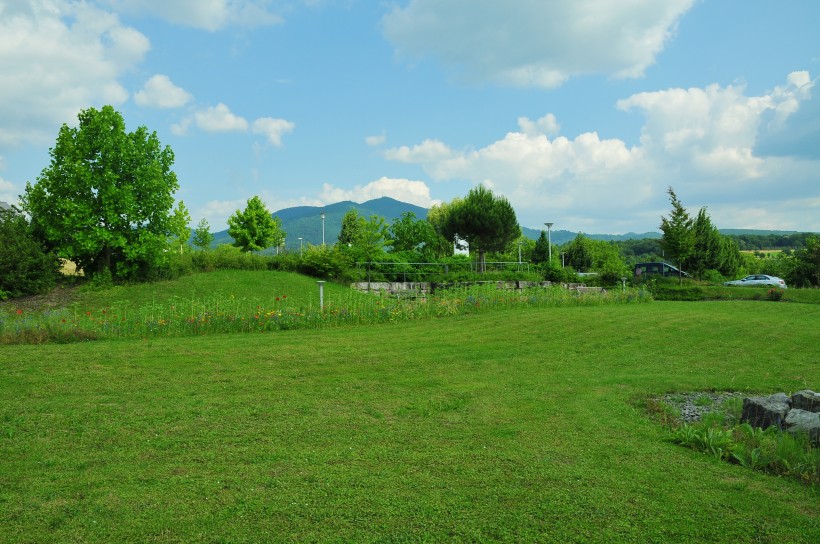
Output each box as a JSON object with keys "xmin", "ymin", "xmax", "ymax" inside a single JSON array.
[{"xmin": 741, "ymin": 390, "xmax": 820, "ymax": 446}]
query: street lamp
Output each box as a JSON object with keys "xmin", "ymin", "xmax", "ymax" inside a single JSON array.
[
  {"xmin": 298, "ymin": 237, "xmax": 303, "ymax": 256},
  {"xmin": 545, "ymin": 222, "xmax": 554, "ymax": 265},
  {"xmin": 517, "ymin": 240, "xmax": 523, "ymax": 265},
  {"xmin": 320, "ymin": 212, "xmax": 326, "ymax": 246}
]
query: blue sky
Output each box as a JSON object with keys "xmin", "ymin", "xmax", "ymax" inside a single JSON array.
[{"xmin": 1, "ymin": 0, "xmax": 818, "ymax": 234}]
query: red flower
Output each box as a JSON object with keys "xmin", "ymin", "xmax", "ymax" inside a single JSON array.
[
  {"xmin": 282, "ymin": 295, "xmax": 287, "ymax": 299},
  {"xmin": 16, "ymin": 309, "xmax": 23, "ymax": 315}
]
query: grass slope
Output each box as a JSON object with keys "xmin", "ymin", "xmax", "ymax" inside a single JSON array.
[{"xmin": 1, "ymin": 300, "xmax": 818, "ymax": 542}]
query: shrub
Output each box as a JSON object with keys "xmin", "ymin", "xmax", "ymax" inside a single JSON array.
[
  {"xmin": 297, "ymin": 245, "xmax": 353, "ymax": 281},
  {"xmin": 192, "ymin": 244, "xmax": 270, "ymax": 272},
  {"xmin": 0, "ymin": 207, "xmax": 60, "ymax": 298},
  {"xmin": 648, "ymin": 283, "xmax": 704, "ymax": 301}
]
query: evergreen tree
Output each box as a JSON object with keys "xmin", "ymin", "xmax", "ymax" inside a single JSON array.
[
  {"xmin": 659, "ymin": 187, "xmax": 695, "ymax": 283},
  {"xmin": 532, "ymin": 230, "xmax": 550, "ymax": 265}
]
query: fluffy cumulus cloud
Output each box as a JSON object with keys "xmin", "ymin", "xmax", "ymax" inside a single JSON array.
[
  {"xmin": 0, "ymin": 0, "xmax": 149, "ymax": 147},
  {"xmin": 319, "ymin": 177, "xmax": 438, "ymax": 208},
  {"xmin": 100, "ymin": 0, "xmax": 283, "ymax": 30},
  {"xmin": 384, "ymin": 73, "xmax": 819, "ymax": 232},
  {"xmin": 193, "ymin": 103, "xmax": 250, "ymax": 132},
  {"xmin": 172, "ymin": 104, "xmax": 295, "ymax": 146},
  {"xmin": 134, "ymin": 75, "xmax": 193, "ymax": 108},
  {"xmin": 382, "ymin": 0, "xmax": 695, "ymax": 88}
]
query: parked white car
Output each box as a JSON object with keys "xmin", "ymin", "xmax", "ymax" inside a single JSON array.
[{"xmin": 723, "ymin": 274, "xmax": 787, "ymax": 289}]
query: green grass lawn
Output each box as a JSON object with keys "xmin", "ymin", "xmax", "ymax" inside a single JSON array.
[{"xmin": 1, "ymin": 284, "xmax": 819, "ymax": 541}]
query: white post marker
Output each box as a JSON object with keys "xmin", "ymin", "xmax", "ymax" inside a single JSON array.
[{"xmin": 317, "ymin": 280, "xmax": 325, "ymax": 310}]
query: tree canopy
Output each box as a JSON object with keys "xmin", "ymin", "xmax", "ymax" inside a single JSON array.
[
  {"xmin": 22, "ymin": 105, "xmax": 180, "ymax": 279},
  {"xmin": 387, "ymin": 211, "xmax": 449, "ymax": 260},
  {"xmin": 432, "ymin": 185, "xmax": 521, "ymax": 271},
  {"xmin": 228, "ymin": 196, "xmax": 285, "ymax": 252}
]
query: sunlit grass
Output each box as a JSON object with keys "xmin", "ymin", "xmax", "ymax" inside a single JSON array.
[
  {"xmin": 0, "ymin": 271, "xmax": 651, "ymax": 343},
  {"xmin": 1, "ymin": 301, "xmax": 818, "ymax": 542}
]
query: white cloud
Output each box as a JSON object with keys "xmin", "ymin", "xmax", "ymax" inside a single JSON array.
[
  {"xmin": 194, "ymin": 103, "xmax": 249, "ymax": 132},
  {"xmin": 252, "ymin": 117, "xmax": 296, "ymax": 146},
  {"xmin": 382, "ymin": 0, "xmax": 695, "ymax": 88},
  {"xmin": 518, "ymin": 114, "xmax": 560, "ymax": 137},
  {"xmin": 0, "ymin": 176, "xmax": 17, "ymax": 205},
  {"xmin": 0, "ymin": 0, "xmax": 149, "ymax": 147},
  {"xmin": 383, "ymin": 139, "xmax": 454, "ymax": 163},
  {"xmin": 365, "ymin": 132, "xmax": 386, "ymax": 147},
  {"xmin": 174, "ymin": 105, "xmax": 295, "ymax": 146},
  {"xmin": 319, "ymin": 177, "xmax": 439, "ymax": 208},
  {"xmin": 384, "ymin": 73, "xmax": 819, "ymax": 232},
  {"xmin": 100, "ymin": 0, "xmax": 283, "ymax": 31},
  {"xmin": 134, "ymin": 75, "xmax": 193, "ymax": 108}
]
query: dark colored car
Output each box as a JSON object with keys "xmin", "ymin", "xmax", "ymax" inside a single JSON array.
[{"xmin": 633, "ymin": 262, "xmax": 689, "ymax": 278}]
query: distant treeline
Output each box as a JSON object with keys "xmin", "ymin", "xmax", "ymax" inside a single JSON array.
[
  {"xmin": 610, "ymin": 232, "xmax": 815, "ymax": 265},
  {"xmin": 723, "ymin": 232, "xmax": 816, "ymax": 251}
]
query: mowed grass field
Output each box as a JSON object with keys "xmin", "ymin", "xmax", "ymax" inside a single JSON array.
[{"xmin": 1, "ymin": 277, "xmax": 819, "ymax": 542}]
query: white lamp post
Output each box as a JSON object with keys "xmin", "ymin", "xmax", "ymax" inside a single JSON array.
[
  {"xmin": 320, "ymin": 212, "xmax": 326, "ymax": 246},
  {"xmin": 298, "ymin": 237, "xmax": 303, "ymax": 256},
  {"xmin": 517, "ymin": 240, "xmax": 523, "ymax": 271},
  {"xmin": 545, "ymin": 222, "xmax": 554, "ymax": 265}
]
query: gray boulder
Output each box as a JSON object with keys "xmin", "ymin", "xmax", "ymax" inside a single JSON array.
[
  {"xmin": 790, "ymin": 390, "xmax": 820, "ymax": 413},
  {"xmin": 741, "ymin": 393, "xmax": 790, "ymax": 430},
  {"xmin": 784, "ymin": 409, "xmax": 820, "ymax": 446}
]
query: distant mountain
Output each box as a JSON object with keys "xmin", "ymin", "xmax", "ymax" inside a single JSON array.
[
  {"xmin": 212, "ymin": 197, "xmax": 428, "ymax": 249},
  {"xmin": 210, "ymin": 197, "xmax": 810, "ymax": 251},
  {"xmin": 520, "ymin": 227, "xmax": 661, "ymax": 245}
]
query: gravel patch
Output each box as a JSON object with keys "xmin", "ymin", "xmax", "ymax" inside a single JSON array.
[{"xmin": 654, "ymin": 391, "xmax": 747, "ymax": 424}]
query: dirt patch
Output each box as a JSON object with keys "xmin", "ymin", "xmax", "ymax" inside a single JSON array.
[{"xmin": 1, "ymin": 283, "xmax": 81, "ymax": 312}]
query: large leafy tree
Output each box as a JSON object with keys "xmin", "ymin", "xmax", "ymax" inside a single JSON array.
[
  {"xmin": 388, "ymin": 211, "xmax": 449, "ymax": 260},
  {"xmin": 433, "ymin": 185, "xmax": 521, "ymax": 272},
  {"xmin": 659, "ymin": 187, "xmax": 695, "ymax": 283},
  {"xmin": 338, "ymin": 209, "xmax": 388, "ymax": 261},
  {"xmin": 228, "ymin": 196, "xmax": 285, "ymax": 252},
  {"xmin": 22, "ymin": 105, "xmax": 179, "ymax": 279}
]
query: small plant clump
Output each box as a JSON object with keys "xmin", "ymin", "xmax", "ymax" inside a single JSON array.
[{"xmin": 659, "ymin": 394, "xmax": 819, "ymax": 486}]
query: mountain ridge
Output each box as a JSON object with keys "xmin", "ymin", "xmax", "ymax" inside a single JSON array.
[{"xmin": 211, "ymin": 196, "xmax": 809, "ymax": 250}]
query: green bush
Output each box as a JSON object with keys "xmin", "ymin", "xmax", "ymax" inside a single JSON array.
[
  {"xmin": 0, "ymin": 207, "xmax": 60, "ymax": 298},
  {"xmin": 646, "ymin": 279, "xmax": 705, "ymax": 301},
  {"xmin": 192, "ymin": 244, "xmax": 270, "ymax": 272},
  {"xmin": 297, "ymin": 245, "xmax": 353, "ymax": 281}
]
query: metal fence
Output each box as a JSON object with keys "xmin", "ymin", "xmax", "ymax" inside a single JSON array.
[{"xmin": 355, "ymin": 261, "xmax": 532, "ymax": 282}]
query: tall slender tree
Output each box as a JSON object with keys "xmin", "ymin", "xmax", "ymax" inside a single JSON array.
[
  {"xmin": 659, "ymin": 187, "xmax": 695, "ymax": 283},
  {"xmin": 192, "ymin": 218, "xmax": 214, "ymax": 251}
]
